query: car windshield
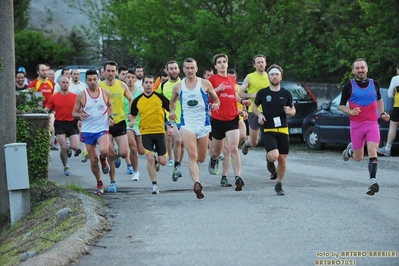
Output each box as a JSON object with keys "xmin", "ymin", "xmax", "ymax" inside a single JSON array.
[
  {"xmin": 281, "ymin": 82, "xmax": 313, "ymax": 100},
  {"xmin": 330, "ymin": 93, "xmax": 342, "ymax": 108}
]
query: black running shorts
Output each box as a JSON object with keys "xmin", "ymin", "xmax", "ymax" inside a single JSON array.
[
  {"xmin": 109, "ymin": 120, "xmax": 127, "ymax": 137},
  {"xmin": 262, "ymin": 132, "xmax": 289, "ymax": 154},
  {"xmin": 54, "ymin": 120, "xmax": 79, "ymax": 137},
  {"xmin": 211, "ymin": 116, "xmax": 239, "ymax": 140},
  {"xmin": 142, "ymin": 134, "xmax": 167, "ymax": 156}
]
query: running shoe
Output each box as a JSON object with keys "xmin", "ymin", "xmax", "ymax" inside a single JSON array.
[
  {"xmin": 241, "ymin": 141, "xmax": 250, "ymax": 155},
  {"xmin": 377, "ymin": 146, "xmax": 391, "ymax": 157},
  {"xmin": 168, "ymin": 159, "xmax": 174, "ymax": 167},
  {"xmin": 218, "ymin": 154, "xmax": 224, "ymax": 161},
  {"xmin": 342, "ymin": 142, "xmax": 352, "ymax": 161},
  {"xmin": 172, "ymin": 165, "xmax": 182, "ymax": 182},
  {"xmin": 63, "ymin": 166, "xmax": 71, "ymax": 176},
  {"xmin": 127, "ymin": 164, "xmax": 133, "ymax": 174},
  {"xmin": 275, "ymin": 182, "xmax": 285, "ymax": 196},
  {"xmin": 67, "ymin": 148, "xmax": 72, "ymax": 158},
  {"xmin": 115, "ymin": 156, "xmax": 122, "ymax": 168},
  {"xmin": 234, "ymin": 176, "xmax": 244, "ymax": 191},
  {"xmin": 152, "ymin": 184, "xmax": 159, "ymax": 194},
  {"xmin": 208, "ymin": 157, "xmax": 219, "ymax": 175},
  {"xmin": 154, "ymin": 154, "xmax": 160, "ymax": 171},
  {"xmin": 366, "ymin": 178, "xmax": 379, "ymax": 196},
  {"xmin": 100, "ymin": 156, "xmax": 110, "ymax": 174},
  {"xmin": 131, "ymin": 171, "xmax": 140, "ymax": 181},
  {"xmin": 266, "ymin": 157, "xmax": 276, "ymax": 174},
  {"xmin": 81, "ymin": 151, "xmax": 89, "ymax": 163},
  {"xmin": 95, "ymin": 181, "xmax": 104, "ymax": 194},
  {"xmin": 108, "ymin": 182, "xmax": 117, "ymax": 193},
  {"xmin": 74, "ymin": 149, "xmax": 82, "ymax": 157},
  {"xmin": 220, "ymin": 176, "xmax": 232, "ymax": 187},
  {"xmin": 193, "ymin": 182, "xmax": 204, "ymax": 199},
  {"xmin": 51, "ymin": 145, "xmax": 59, "ymax": 151}
]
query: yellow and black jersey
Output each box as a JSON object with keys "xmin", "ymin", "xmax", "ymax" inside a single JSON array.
[{"xmin": 131, "ymin": 92, "xmax": 170, "ymax": 135}]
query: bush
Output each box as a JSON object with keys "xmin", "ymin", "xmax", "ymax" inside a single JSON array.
[{"xmin": 16, "ymin": 91, "xmax": 50, "ymax": 187}]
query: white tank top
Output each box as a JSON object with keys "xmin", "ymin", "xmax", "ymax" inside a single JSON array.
[
  {"xmin": 81, "ymin": 88, "xmax": 109, "ymax": 133},
  {"xmin": 180, "ymin": 77, "xmax": 211, "ymax": 126}
]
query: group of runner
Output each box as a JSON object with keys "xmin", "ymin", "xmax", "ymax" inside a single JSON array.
[{"xmin": 21, "ymin": 55, "xmax": 392, "ymax": 199}]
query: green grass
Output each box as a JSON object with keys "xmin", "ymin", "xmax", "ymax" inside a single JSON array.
[{"xmin": 0, "ymin": 194, "xmax": 86, "ymax": 266}]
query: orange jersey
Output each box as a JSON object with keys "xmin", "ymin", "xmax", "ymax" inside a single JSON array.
[{"xmin": 28, "ymin": 78, "xmax": 55, "ymax": 107}]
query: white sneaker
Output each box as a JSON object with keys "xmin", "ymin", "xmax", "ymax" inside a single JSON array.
[
  {"xmin": 377, "ymin": 146, "xmax": 391, "ymax": 157},
  {"xmin": 131, "ymin": 171, "xmax": 140, "ymax": 181},
  {"xmin": 151, "ymin": 184, "xmax": 159, "ymax": 194}
]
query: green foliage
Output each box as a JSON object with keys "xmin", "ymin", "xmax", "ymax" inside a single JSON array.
[
  {"xmin": 14, "ymin": 0, "xmax": 31, "ymax": 32},
  {"xmin": 15, "ymin": 91, "xmax": 50, "ymax": 186},
  {"xmin": 15, "ymin": 91, "xmax": 46, "ymax": 114},
  {"xmin": 71, "ymin": 0, "xmax": 399, "ymax": 83},
  {"xmin": 16, "ymin": 118, "xmax": 50, "ymax": 186},
  {"xmin": 15, "ymin": 30, "xmax": 86, "ymax": 74}
]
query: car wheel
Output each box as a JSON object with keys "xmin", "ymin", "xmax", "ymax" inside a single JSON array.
[{"xmin": 305, "ymin": 126, "xmax": 325, "ymax": 150}]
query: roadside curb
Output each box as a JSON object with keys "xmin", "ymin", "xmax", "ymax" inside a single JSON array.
[{"xmin": 20, "ymin": 191, "xmax": 110, "ymax": 266}]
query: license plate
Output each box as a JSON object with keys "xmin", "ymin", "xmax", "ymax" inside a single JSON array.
[{"xmin": 289, "ymin": 128, "xmax": 302, "ymax": 134}]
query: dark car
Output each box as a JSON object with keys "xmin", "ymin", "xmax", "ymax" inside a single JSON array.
[
  {"xmin": 302, "ymin": 88, "xmax": 399, "ymax": 150},
  {"xmin": 281, "ymin": 81, "xmax": 318, "ymax": 135},
  {"xmin": 256, "ymin": 81, "xmax": 318, "ymax": 145}
]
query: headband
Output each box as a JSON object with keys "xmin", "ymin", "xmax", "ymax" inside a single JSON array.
[{"xmin": 268, "ymin": 68, "xmax": 281, "ymax": 75}]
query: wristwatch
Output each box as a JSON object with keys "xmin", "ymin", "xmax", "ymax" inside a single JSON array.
[{"xmin": 108, "ymin": 115, "xmax": 114, "ymax": 120}]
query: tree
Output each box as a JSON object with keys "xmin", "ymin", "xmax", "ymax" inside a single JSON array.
[
  {"xmin": 15, "ymin": 30, "xmax": 86, "ymax": 77},
  {"xmin": 0, "ymin": 0, "xmax": 16, "ymax": 215},
  {"xmin": 69, "ymin": 0, "xmax": 399, "ymax": 84},
  {"xmin": 13, "ymin": 0, "xmax": 31, "ymax": 32}
]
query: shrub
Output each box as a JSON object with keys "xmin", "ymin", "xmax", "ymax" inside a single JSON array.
[{"xmin": 16, "ymin": 91, "xmax": 50, "ymax": 187}]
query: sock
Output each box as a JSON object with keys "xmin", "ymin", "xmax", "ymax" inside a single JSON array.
[
  {"xmin": 368, "ymin": 157, "xmax": 377, "ymax": 179},
  {"xmin": 276, "ymin": 180, "xmax": 281, "ymax": 185},
  {"xmin": 174, "ymin": 161, "xmax": 180, "ymax": 168},
  {"xmin": 222, "ymin": 175, "xmax": 227, "ymax": 179},
  {"xmin": 127, "ymin": 164, "xmax": 132, "ymax": 167},
  {"xmin": 97, "ymin": 180, "xmax": 103, "ymax": 185},
  {"xmin": 152, "ymin": 181, "xmax": 157, "ymax": 185},
  {"xmin": 386, "ymin": 144, "xmax": 392, "ymax": 151},
  {"xmin": 111, "ymin": 180, "xmax": 116, "ymax": 183}
]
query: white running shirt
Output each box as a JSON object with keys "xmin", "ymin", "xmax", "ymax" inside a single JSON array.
[
  {"xmin": 180, "ymin": 77, "xmax": 211, "ymax": 126},
  {"xmin": 81, "ymin": 88, "xmax": 109, "ymax": 133}
]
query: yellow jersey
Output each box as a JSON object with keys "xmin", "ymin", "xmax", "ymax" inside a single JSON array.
[
  {"xmin": 247, "ymin": 72, "xmax": 270, "ymax": 112},
  {"xmin": 100, "ymin": 80, "xmax": 126, "ymax": 124}
]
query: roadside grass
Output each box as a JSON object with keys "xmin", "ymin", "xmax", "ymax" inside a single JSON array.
[{"xmin": 0, "ymin": 184, "xmax": 87, "ymax": 266}]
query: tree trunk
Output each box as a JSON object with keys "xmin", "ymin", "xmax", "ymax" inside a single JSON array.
[{"xmin": 0, "ymin": 0, "xmax": 16, "ymax": 214}]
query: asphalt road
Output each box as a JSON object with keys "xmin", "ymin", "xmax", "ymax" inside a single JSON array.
[{"xmin": 49, "ymin": 143, "xmax": 399, "ymax": 266}]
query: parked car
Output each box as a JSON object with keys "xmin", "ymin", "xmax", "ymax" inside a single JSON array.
[
  {"xmin": 256, "ymin": 81, "xmax": 318, "ymax": 145},
  {"xmin": 302, "ymin": 88, "xmax": 399, "ymax": 150},
  {"xmin": 54, "ymin": 65, "xmax": 100, "ymax": 84}
]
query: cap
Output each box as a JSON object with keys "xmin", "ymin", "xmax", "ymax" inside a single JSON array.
[{"xmin": 17, "ymin": 67, "xmax": 26, "ymax": 73}]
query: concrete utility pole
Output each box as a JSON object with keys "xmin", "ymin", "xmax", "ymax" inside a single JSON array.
[{"xmin": 0, "ymin": 0, "xmax": 16, "ymax": 214}]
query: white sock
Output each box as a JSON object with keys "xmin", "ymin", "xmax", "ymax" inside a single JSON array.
[{"xmin": 386, "ymin": 144, "xmax": 392, "ymax": 151}]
